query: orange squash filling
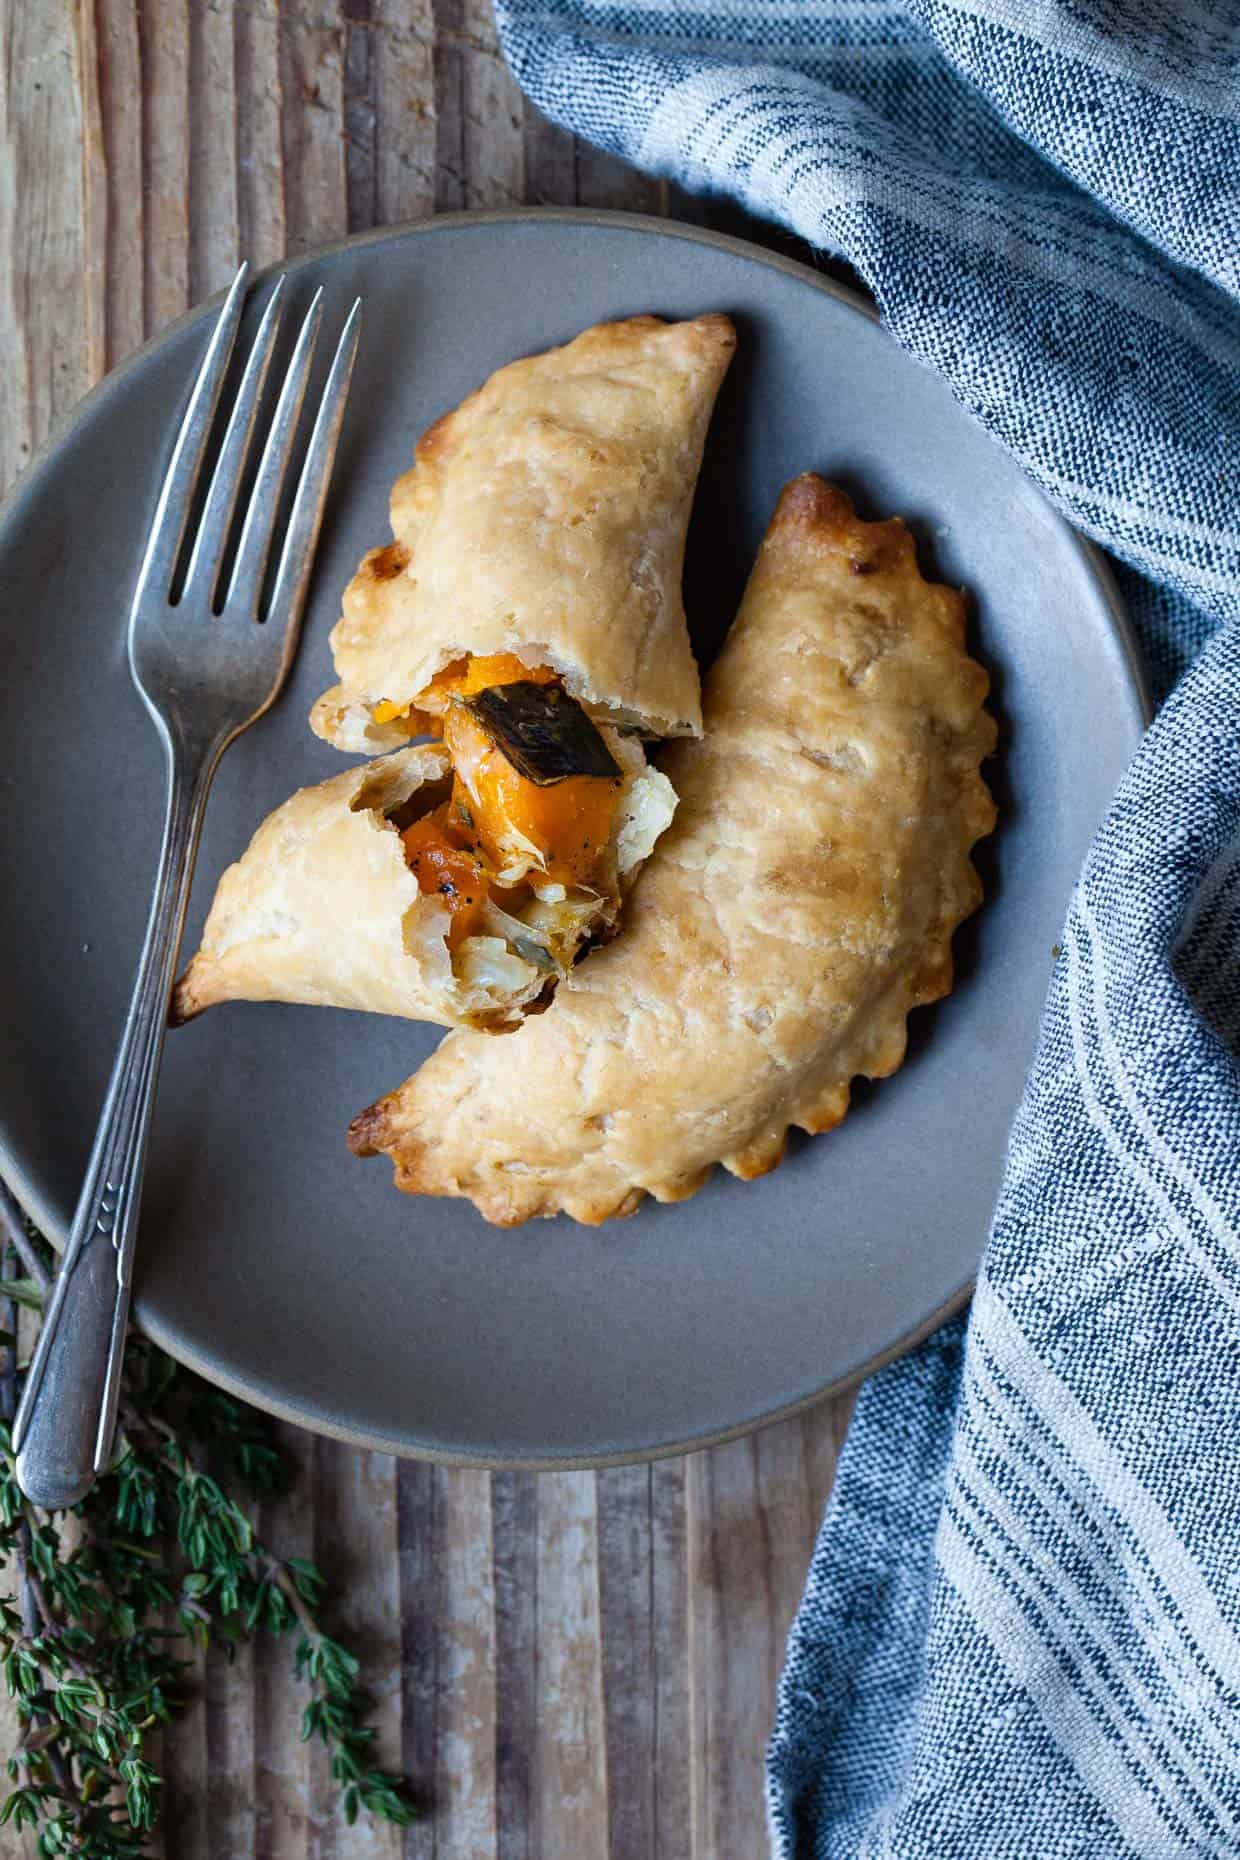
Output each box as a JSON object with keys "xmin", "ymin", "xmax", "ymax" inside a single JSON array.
[
  {"xmin": 424, "ymin": 653, "xmax": 559, "ymax": 703},
  {"xmin": 400, "ymin": 808, "xmax": 491, "ymax": 950},
  {"xmin": 372, "ymin": 654, "xmax": 555, "ymax": 726},
  {"xmin": 438, "ymin": 703, "xmax": 620, "ymax": 888},
  {"xmin": 392, "ymin": 658, "xmax": 624, "ymax": 954}
]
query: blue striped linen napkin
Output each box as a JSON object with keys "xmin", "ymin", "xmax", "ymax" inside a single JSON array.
[{"xmin": 492, "ymin": 3, "xmax": 1240, "ymax": 1853}]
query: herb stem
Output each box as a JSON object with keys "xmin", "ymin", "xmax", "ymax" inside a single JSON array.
[
  {"xmin": 0, "ymin": 1244, "xmax": 15, "ymax": 1425},
  {"xmin": 0, "ymin": 1180, "xmax": 48, "ymax": 1293},
  {"xmin": 0, "ymin": 1252, "xmax": 78, "ymax": 1807},
  {"xmin": 267, "ymin": 1557, "xmax": 318, "ymax": 1639},
  {"xmin": 0, "ymin": 1241, "xmax": 417, "ymax": 1850}
]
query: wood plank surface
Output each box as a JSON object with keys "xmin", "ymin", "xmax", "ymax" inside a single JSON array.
[{"xmin": 0, "ymin": 4, "xmax": 858, "ymax": 1854}]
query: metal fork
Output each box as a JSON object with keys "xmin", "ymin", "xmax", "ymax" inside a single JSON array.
[{"xmin": 13, "ymin": 265, "xmax": 361, "ymax": 1509}]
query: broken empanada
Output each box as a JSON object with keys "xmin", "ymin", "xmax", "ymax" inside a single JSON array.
[
  {"xmin": 172, "ymin": 731, "xmax": 676, "ymax": 1031},
  {"xmin": 347, "ymin": 476, "xmax": 997, "ymax": 1222},
  {"xmin": 309, "ymin": 313, "xmax": 736, "ymax": 754},
  {"xmin": 177, "ymin": 314, "xmax": 735, "ymax": 1031}
]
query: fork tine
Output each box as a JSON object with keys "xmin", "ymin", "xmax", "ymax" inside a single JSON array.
[
  {"xmin": 224, "ymin": 287, "xmax": 324, "ymax": 620},
  {"xmin": 130, "ymin": 262, "xmax": 249, "ymax": 612},
  {"xmin": 180, "ymin": 275, "xmax": 286, "ymax": 607},
  {"xmin": 264, "ymin": 297, "xmax": 362, "ymax": 657}
]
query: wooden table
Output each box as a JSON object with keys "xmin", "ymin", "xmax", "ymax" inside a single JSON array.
[{"xmin": 1, "ymin": 5, "xmax": 857, "ymax": 1853}]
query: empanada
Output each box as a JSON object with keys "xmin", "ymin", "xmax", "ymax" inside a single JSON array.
[
  {"xmin": 347, "ymin": 476, "xmax": 998, "ymax": 1223},
  {"xmin": 177, "ymin": 316, "xmax": 734, "ymax": 1031},
  {"xmin": 309, "ymin": 312, "xmax": 736, "ymax": 756},
  {"xmin": 172, "ymin": 730, "xmax": 676, "ymax": 1030}
]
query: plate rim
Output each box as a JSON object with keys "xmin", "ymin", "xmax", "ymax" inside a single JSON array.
[{"xmin": 0, "ymin": 207, "xmax": 1150, "ymax": 1468}]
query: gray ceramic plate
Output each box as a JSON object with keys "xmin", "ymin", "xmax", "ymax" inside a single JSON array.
[{"xmin": 0, "ymin": 211, "xmax": 1146, "ymax": 1467}]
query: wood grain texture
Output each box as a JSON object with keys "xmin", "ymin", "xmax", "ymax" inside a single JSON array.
[{"xmin": 0, "ymin": 4, "xmax": 858, "ymax": 1854}]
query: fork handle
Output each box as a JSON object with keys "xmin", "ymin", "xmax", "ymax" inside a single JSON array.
[{"xmin": 14, "ymin": 738, "xmax": 219, "ymax": 1508}]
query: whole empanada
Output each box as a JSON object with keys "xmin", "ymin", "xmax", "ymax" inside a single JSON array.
[
  {"xmin": 347, "ymin": 476, "xmax": 998, "ymax": 1223},
  {"xmin": 172, "ymin": 731, "xmax": 675, "ymax": 1031},
  {"xmin": 310, "ymin": 313, "xmax": 736, "ymax": 755}
]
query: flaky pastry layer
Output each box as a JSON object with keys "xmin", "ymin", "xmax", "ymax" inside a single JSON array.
[
  {"xmin": 172, "ymin": 747, "xmax": 475, "ymax": 1027},
  {"xmin": 348, "ymin": 476, "xmax": 998, "ymax": 1223},
  {"xmin": 173, "ymin": 733, "xmax": 675, "ymax": 1032},
  {"xmin": 311, "ymin": 313, "xmax": 736, "ymax": 749}
]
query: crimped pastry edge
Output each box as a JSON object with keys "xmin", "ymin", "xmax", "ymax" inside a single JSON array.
[{"xmin": 348, "ymin": 475, "xmax": 998, "ymax": 1224}]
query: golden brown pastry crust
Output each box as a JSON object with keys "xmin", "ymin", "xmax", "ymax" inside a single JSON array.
[
  {"xmin": 172, "ymin": 747, "xmax": 474, "ymax": 1027},
  {"xmin": 310, "ymin": 314, "xmax": 736, "ymax": 748},
  {"xmin": 348, "ymin": 476, "xmax": 998, "ymax": 1224}
]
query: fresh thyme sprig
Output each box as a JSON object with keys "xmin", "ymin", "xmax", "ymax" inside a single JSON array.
[{"xmin": 0, "ymin": 1183, "xmax": 416, "ymax": 1854}]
